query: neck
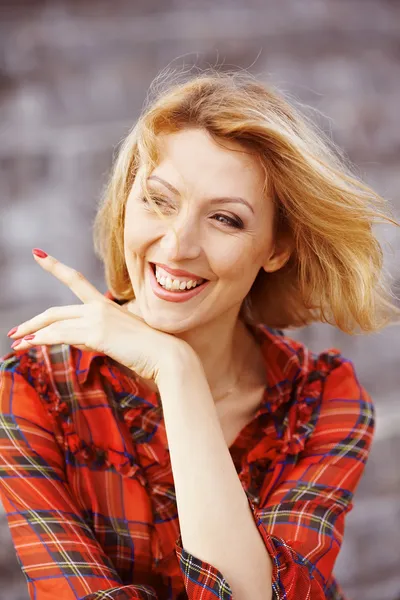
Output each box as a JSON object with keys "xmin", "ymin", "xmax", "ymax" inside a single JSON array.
[
  {"xmin": 174, "ymin": 312, "xmax": 254, "ymax": 399},
  {"xmin": 127, "ymin": 300, "xmax": 265, "ymax": 404},
  {"xmin": 124, "ymin": 300, "xmax": 263, "ymax": 401}
]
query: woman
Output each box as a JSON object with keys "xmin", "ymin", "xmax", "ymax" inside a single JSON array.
[{"xmin": 0, "ymin": 69, "xmax": 398, "ymax": 600}]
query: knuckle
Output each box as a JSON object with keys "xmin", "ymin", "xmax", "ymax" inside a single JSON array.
[
  {"xmin": 93, "ymin": 301, "xmax": 107, "ymax": 319},
  {"xmin": 87, "ymin": 326, "xmax": 101, "ymax": 347},
  {"xmin": 42, "ymin": 322, "xmax": 55, "ymax": 336},
  {"xmin": 66, "ymin": 269, "xmax": 84, "ymax": 286},
  {"xmin": 73, "ymin": 270, "xmax": 85, "ymax": 283}
]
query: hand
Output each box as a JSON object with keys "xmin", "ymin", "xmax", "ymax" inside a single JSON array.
[{"xmin": 7, "ymin": 250, "xmax": 188, "ymax": 384}]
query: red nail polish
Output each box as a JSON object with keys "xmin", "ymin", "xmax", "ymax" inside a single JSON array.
[
  {"xmin": 11, "ymin": 340, "xmax": 21, "ymax": 349},
  {"xmin": 32, "ymin": 248, "xmax": 48, "ymax": 259},
  {"xmin": 7, "ymin": 327, "xmax": 18, "ymax": 337},
  {"xmin": 23, "ymin": 335, "xmax": 35, "ymax": 341}
]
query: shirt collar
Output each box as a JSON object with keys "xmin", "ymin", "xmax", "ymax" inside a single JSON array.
[{"xmin": 76, "ymin": 348, "xmax": 106, "ymax": 385}]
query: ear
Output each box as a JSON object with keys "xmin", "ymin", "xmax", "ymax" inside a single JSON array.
[{"xmin": 262, "ymin": 235, "xmax": 294, "ymax": 274}]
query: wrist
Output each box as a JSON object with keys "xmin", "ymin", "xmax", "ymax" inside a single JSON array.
[{"xmin": 156, "ymin": 343, "xmax": 201, "ymax": 388}]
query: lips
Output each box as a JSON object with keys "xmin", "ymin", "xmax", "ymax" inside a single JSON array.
[
  {"xmin": 148, "ymin": 261, "xmax": 210, "ymax": 302},
  {"xmin": 150, "ymin": 262, "xmax": 208, "ymax": 281}
]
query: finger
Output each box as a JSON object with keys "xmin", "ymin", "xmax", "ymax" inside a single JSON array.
[
  {"xmin": 32, "ymin": 250, "xmax": 105, "ymax": 304},
  {"xmin": 12, "ymin": 338, "xmax": 92, "ymax": 353},
  {"xmin": 8, "ymin": 305, "xmax": 84, "ymax": 340},
  {"xmin": 11, "ymin": 320, "xmax": 95, "ymax": 352}
]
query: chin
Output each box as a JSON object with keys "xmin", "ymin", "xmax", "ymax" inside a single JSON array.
[{"xmin": 141, "ymin": 309, "xmax": 196, "ymax": 335}]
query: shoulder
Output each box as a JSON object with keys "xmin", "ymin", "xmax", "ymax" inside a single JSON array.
[
  {"xmin": 0, "ymin": 346, "xmax": 44, "ymax": 390},
  {"xmin": 302, "ymin": 341, "xmax": 374, "ymax": 461},
  {"xmin": 0, "ymin": 343, "xmax": 115, "ymax": 434},
  {"xmin": 0, "ymin": 342, "xmax": 104, "ymax": 392},
  {"xmin": 1, "ymin": 345, "xmax": 57, "ymax": 390},
  {"xmin": 306, "ymin": 349, "xmax": 375, "ymax": 458},
  {"xmin": 0, "ymin": 345, "xmax": 74, "ymax": 429},
  {"xmin": 0, "ymin": 345, "xmax": 53, "ymax": 403},
  {"xmin": 258, "ymin": 326, "xmax": 375, "ymax": 457},
  {"xmin": 262, "ymin": 326, "xmax": 373, "ymax": 407}
]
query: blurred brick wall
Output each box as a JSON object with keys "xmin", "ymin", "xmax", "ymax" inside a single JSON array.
[{"xmin": 0, "ymin": 1, "xmax": 399, "ymax": 598}]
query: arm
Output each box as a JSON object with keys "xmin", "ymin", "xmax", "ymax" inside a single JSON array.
[
  {"xmin": 157, "ymin": 350, "xmax": 374, "ymax": 600},
  {"xmin": 0, "ymin": 354, "xmax": 158, "ymax": 600},
  {"xmin": 157, "ymin": 349, "xmax": 273, "ymax": 600}
]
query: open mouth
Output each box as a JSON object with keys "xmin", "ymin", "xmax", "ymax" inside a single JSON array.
[
  {"xmin": 149, "ymin": 262, "xmax": 210, "ymax": 298},
  {"xmin": 150, "ymin": 263, "xmax": 208, "ymax": 287}
]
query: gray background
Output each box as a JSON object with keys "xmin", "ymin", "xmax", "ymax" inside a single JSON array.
[{"xmin": 1, "ymin": 1, "xmax": 399, "ymax": 599}]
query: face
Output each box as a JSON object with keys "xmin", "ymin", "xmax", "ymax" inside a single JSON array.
[{"xmin": 123, "ymin": 127, "xmax": 289, "ymax": 335}]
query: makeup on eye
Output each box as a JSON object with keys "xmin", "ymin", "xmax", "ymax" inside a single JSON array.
[
  {"xmin": 140, "ymin": 196, "xmax": 245, "ymax": 229},
  {"xmin": 146, "ymin": 175, "xmax": 255, "ymax": 214}
]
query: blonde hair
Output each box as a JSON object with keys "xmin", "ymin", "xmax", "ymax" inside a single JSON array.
[{"xmin": 93, "ymin": 67, "xmax": 400, "ymax": 334}]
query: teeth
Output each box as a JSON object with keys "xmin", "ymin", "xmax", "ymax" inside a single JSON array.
[{"xmin": 155, "ymin": 266, "xmax": 203, "ymax": 291}]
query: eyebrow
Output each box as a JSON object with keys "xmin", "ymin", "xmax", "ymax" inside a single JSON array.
[{"xmin": 147, "ymin": 175, "xmax": 255, "ymax": 215}]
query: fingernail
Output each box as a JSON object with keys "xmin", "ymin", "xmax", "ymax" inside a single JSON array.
[
  {"xmin": 23, "ymin": 335, "xmax": 35, "ymax": 341},
  {"xmin": 32, "ymin": 248, "xmax": 48, "ymax": 259},
  {"xmin": 7, "ymin": 327, "xmax": 18, "ymax": 337},
  {"xmin": 11, "ymin": 340, "xmax": 22, "ymax": 349}
]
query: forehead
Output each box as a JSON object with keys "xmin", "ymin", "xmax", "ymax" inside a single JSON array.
[{"xmin": 149, "ymin": 129, "xmax": 266, "ymax": 199}]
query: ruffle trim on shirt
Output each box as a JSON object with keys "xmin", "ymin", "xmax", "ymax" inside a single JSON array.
[
  {"xmin": 13, "ymin": 347, "xmax": 148, "ymax": 486},
  {"xmin": 14, "ymin": 347, "xmax": 70, "ymax": 444},
  {"xmin": 234, "ymin": 326, "xmax": 344, "ymax": 506}
]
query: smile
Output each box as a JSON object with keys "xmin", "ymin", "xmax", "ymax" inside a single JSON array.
[{"xmin": 148, "ymin": 262, "xmax": 210, "ymax": 303}]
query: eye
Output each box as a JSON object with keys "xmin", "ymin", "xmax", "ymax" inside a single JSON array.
[
  {"xmin": 141, "ymin": 197, "xmax": 244, "ymax": 229},
  {"xmin": 141, "ymin": 196, "xmax": 169, "ymax": 206},
  {"xmin": 141, "ymin": 196, "xmax": 173, "ymax": 212},
  {"xmin": 213, "ymin": 214, "xmax": 244, "ymax": 229}
]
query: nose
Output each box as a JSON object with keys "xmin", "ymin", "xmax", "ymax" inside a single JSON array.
[{"xmin": 160, "ymin": 217, "xmax": 201, "ymax": 262}]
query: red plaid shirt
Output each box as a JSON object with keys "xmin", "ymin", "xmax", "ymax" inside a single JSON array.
[{"xmin": 0, "ymin": 293, "xmax": 374, "ymax": 599}]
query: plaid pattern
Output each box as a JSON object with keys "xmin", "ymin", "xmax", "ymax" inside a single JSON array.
[{"xmin": 0, "ymin": 293, "xmax": 374, "ymax": 599}]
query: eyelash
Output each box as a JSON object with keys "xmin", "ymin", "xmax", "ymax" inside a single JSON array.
[{"xmin": 140, "ymin": 197, "xmax": 244, "ymax": 230}]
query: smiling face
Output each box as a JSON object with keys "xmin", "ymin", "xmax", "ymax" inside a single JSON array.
[{"xmin": 123, "ymin": 127, "xmax": 290, "ymax": 335}]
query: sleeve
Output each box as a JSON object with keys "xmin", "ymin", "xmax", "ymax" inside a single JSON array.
[
  {"xmin": 0, "ymin": 356, "xmax": 158, "ymax": 600},
  {"xmin": 173, "ymin": 358, "xmax": 375, "ymax": 600}
]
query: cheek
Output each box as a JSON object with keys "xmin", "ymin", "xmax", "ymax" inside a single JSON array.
[
  {"xmin": 218, "ymin": 227, "xmax": 273, "ymax": 283},
  {"xmin": 124, "ymin": 226, "xmax": 140, "ymax": 250},
  {"xmin": 215, "ymin": 247, "xmax": 258, "ymax": 283},
  {"xmin": 123, "ymin": 209, "xmax": 149, "ymax": 251},
  {"xmin": 124, "ymin": 199, "xmax": 162, "ymax": 252}
]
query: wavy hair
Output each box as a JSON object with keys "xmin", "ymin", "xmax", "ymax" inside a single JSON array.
[{"xmin": 93, "ymin": 67, "xmax": 400, "ymax": 334}]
